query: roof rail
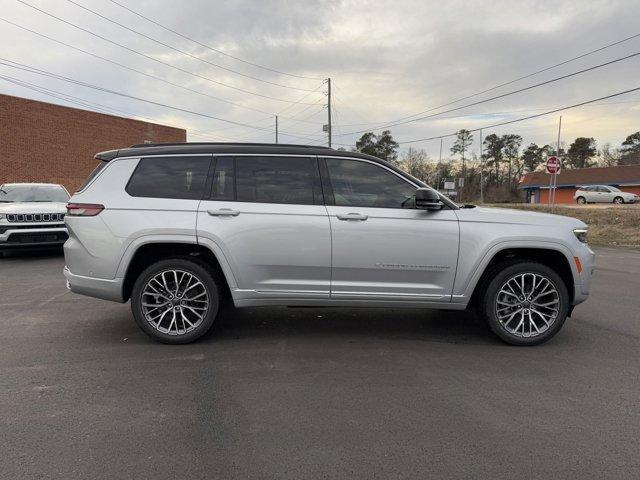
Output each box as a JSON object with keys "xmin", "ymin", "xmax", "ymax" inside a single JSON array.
[{"xmin": 129, "ymin": 142, "xmax": 333, "ymax": 149}]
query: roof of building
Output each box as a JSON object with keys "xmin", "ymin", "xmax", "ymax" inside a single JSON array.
[{"xmin": 519, "ymin": 164, "xmax": 640, "ymax": 188}]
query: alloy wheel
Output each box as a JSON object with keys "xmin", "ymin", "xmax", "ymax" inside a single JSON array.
[
  {"xmin": 140, "ymin": 269, "xmax": 210, "ymax": 335},
  {"xmin": 495, "ymin": 272, "xmax": 560, "ymax": 338}
]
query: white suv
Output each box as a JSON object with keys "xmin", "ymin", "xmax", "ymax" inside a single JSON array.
[
  {"xmin": 63, "ymin": 143, "xmax": 595, "ymax": 346},
  {"xmin": 0, "ymin": 183, "xmax": 70, "ymax": 254},
  {"xmin": 574, "ymin": 185, "xmax": 638, "ymax": 204}
]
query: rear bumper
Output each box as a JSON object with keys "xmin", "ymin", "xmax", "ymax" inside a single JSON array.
[{"xmin": 63, "ymin": 266, "xmax": 126, "ymax": 303}]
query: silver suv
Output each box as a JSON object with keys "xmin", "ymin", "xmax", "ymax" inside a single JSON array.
[{"xmin": 63, "ymin": 143, "xmax": 595, "ymax": 346}]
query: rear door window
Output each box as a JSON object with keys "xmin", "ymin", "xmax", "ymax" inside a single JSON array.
[
  {"xmin": 234, "ymin": 156, "xmax": 321, "ymax": 205},
  {"xmin": 126, "ymin": 156, "xmax": 210, "ymax": 199}
]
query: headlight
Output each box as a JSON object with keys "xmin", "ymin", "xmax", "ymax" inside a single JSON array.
[{"xmin": 573, "ymin": 228, "xmax": 588, "ymax": 243}]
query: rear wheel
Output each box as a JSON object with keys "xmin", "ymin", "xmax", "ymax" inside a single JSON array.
[
  {"xmin": 131, "ymin": 258, "xmax": 220, "ymax": 344},
  {"xmin": 480, "ymin": 262, "xmax": 569, "ymax": 346},
  {"xmin": 613, "ymin": 196, "xmax": 624, "ymax": 204},
  {"xmin": 576, "ymin": 196, "xmax": 586, "ymax": 205}
]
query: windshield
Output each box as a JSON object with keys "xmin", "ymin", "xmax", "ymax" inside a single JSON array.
[
  {"xmin": 0, "ymin": 184, "xmax": 70, "ymax": 203},
  {"xmin": 608, "ymin": 186, "xmax": 621, "ymax": 192}
]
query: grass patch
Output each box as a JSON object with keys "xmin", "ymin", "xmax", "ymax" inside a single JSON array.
[{"xmin": 484, "ymin": 204, "xmax": 640, "ymax": 248}]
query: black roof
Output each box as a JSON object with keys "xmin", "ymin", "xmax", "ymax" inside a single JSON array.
[{"xmin": 95, "ymin": 142, "xmax": 378, "ymax": 162}]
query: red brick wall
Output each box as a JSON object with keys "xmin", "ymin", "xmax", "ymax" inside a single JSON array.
[{"xmin": 0, "ymin": 94, "xmax": 186, "ymax": 193}]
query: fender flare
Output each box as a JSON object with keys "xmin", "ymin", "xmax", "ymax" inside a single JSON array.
[{"xmin": 453, "ymin": 240, "xmax": 577, "ymax": 303}]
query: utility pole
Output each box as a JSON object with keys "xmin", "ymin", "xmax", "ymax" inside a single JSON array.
[
  {"xmin": 275, "ymin": 115, "xmax": 278, "ymax": 144},
  {"xmin": 437, "ymin": 138, "xmax": 443, "ymax": 190},
  {"xmin": 327, "ymin": 78, "xmax": 332, "ymax": 148},
  {"xmin": 479, "ymin": 129, "xmax": 484, "ymax": 204},
  {"xmin": 552, "ymin": 115, "xmax": 562, "ymax": 213}
]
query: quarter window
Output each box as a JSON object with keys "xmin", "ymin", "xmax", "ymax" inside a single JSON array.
[
  {"xmin": 126, "ymin": 156, "xmax": 210, "ymax": 199},
  {"xmin": 325, "ymin": 159, "xmax": 416, "ymax": 208},
  {"xmin": 235, "ymin": 156, "xmax": 320, "ymax": 205}
]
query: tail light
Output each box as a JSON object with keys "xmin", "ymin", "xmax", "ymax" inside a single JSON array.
[{"xmin": 66, "ymin": 203, "xmax": 104, "ymax": 216}]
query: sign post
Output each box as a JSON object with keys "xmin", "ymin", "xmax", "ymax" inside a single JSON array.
[{"xmin": 545, "ymin": 156, "xmax": 561, "ymax": 212}]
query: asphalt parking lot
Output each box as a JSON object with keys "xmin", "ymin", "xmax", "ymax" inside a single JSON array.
[{"xmin": 1, "ymin": 247, "xmax": 639, "ymax": 479}]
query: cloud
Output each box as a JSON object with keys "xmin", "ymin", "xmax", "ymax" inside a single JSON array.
[{"xmin": 0, "ymin": 0, "xmax": 638, "ymax": 155}]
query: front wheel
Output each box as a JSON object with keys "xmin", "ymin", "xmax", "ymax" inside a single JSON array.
[
  {"xmin": 131, "ymin": 258, "xmax": 220, "ymax": 344},
  {"xmin": 480, "ymin": 262, "xmax": 569, "ymax": 346},
  {"xmin": 576, "ymin": 196, "xmax": 586, "ymax": 205},
  {"xmin": 613, "ymin": 196, "xmax": 624, "ymax": 204}
]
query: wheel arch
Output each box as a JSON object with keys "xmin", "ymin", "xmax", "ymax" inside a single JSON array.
[
  {"xmin": 467, "ymin": 245, "xmax": 575, "ymax": 308},
  {"xmin": 121, "ymin": 241, "xmax": 236, "ymax": 303}
]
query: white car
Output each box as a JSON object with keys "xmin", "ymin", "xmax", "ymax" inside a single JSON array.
[
  {"xmin": 574, "ymin": 185, "xmax": 638, "ymax": 204},
  {"xmin": 0, "ymin": 183, "xmax": 70, "ymax": 254}
]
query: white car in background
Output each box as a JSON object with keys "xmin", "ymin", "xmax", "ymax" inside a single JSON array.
[
  {"xmin": 574, "ymin": 185, "xmax": 638, "ymax": 204},
  {"xmin": 0, "ymin": 183, "xmax": 70, "ymax": 254}
]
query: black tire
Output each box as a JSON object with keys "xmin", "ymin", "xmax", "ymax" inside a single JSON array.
[
  {"xmin": 613, "ymin": 196, "xmax": 624, "ymax": 204},
  {"xmin": 131, "ymin": 258, "xmax": 220, "ymax": 344},
  {"xmin": 576, "ymin": 196, "xmax": 586, "ymax": 205},
  {"xmin": 479, "ymin": 261, "xmax": 569, "ymax": 346}
]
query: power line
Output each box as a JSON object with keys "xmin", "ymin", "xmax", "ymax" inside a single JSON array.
[
  {"xmin": 337, "ymin": 51, "xmax": 640, "ymax": 136},
  {"xmin": 109, "ymin": 0, "xmax": 323, "ymax": 81},
  {"xmin": 348, "ymin": 30, "xmax": 640, "ymax": 132},
  {"xmin": 1, "ymin": 15, "xmax": 329, "ymax": 127},
  {"xmin": 14, "ymin": 0, "xmax": 319, "ymax": 105},
  {"xmin": 0, "ymin": 16, "xmax": 278, "ymax": 118},
  {"xmin": 0, "ymin": 58, "xmax": 320, "ymax": 139},
  {"xmin": 64, "ymin": 0, "xmax": 315, "ymax": 92},
  {"xmin": 398, "ymin": 86, "xmax": 640, "ymax": 144}
]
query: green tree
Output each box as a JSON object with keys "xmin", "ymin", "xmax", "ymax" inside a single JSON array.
[
  {"xmin": 450, "ymin": 129, "xmax": 474, "ymax": 170},
  {"xmin": 483, "ymin": 134, "xmax": 504, "ymax": 182},
  {"xmin": 502, "ymin": 134, "xmax": 522, "ymax": 186},
  {"xmin": 521, "ymin": 143, "xmax": 550, "ymax": 172},
  {"xmin": 355, "ymin": 130, "xmax": 399, "ymax": 161},
  {"xmin": 566, "ymin": 137, "xmax": 597, "ymax": 169},
  {"xmin": 620, "ymin": 131, "xmax": 640, "ymax": 165}
]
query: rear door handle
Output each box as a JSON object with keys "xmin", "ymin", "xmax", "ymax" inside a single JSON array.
[
  {"xmin": 336, "ymin": 213, "xmax": 368, "ymax": 221},
  {"xmin": 207, "ymin": 208, "xmax": 240, "ymax": 217}
]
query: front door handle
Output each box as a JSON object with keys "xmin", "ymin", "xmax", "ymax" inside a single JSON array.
[
  {"xmin": 336, "ymin": 213, "xmax": 368, "ymax": 221},
  {"xmin": 207, "ymin": 208, "xmax": 240, "ymax": 217}
]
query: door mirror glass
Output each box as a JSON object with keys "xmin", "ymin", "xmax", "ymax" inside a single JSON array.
[{"xmin": 415, "ymin": 188, "xmax": 443, "ymax": 210}]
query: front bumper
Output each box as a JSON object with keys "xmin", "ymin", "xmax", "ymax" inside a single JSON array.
[
  {"xmin": 64, "ymin": 266, "xmax": 126, "ymax": 303},
  {"xmin": 0, "ymin": 225, "xmax": 68, "ymax": 250},
  {"xmin": 572, "ymin": 244, "xmax": 596, "ymax": 305}
]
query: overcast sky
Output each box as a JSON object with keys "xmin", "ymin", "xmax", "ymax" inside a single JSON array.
[{"xmin": 1, "ymin": 0, "xmax": 639, "ymax": 158}]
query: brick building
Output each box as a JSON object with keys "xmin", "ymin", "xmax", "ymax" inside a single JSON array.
[
  {"xmin": 519, "ymin": 164, "xmax": 640, "ymax": 204},
  {"xmin": 0, "ymin": 94, "xmax": 186, "ymax": 193}
]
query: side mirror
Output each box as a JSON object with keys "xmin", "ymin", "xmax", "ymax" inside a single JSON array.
[{"xmin": 415, "ymin": 188, "xmax": 443, "ymax": 211}]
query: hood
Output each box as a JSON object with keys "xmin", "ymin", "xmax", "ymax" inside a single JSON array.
[
  {"xmin": 456, "ymin": 206, "xmax": 586, "ymax": 229},
  {"xmin": 0, "ymin": 202, "xmax": 68, "ymax": 215}
]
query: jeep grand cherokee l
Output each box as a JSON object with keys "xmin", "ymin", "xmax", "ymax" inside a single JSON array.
[{"xmin": 63, "ymin": 143, "xmax": 595, "ymax": 346}]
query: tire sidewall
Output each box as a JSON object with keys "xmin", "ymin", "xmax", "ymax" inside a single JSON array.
[
  {"xmin": 576, "ymin": 196, "xmax": 586, "ymax": 204},
  {"xmin": 481, "ymin": 262, "xmax": 569, "ymax": 346},
  {"xmin": 131, "ymin": 258, "xmax": 219, "ymax": 344},
  {"xmin": 613, "ymin": 196, "xmax": 623, "ymax": 204}
]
